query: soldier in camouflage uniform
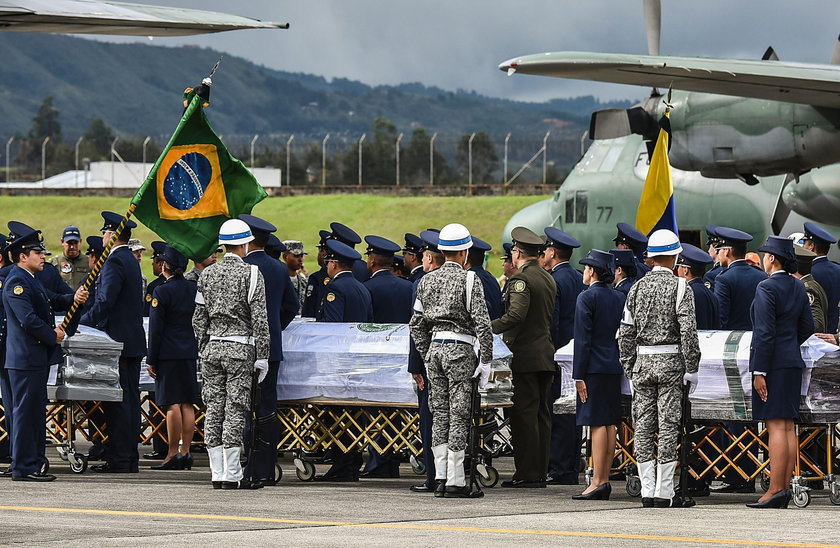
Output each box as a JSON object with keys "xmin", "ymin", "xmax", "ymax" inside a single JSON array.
[
  {"xmin": 619, "ymin": 229, "xmax": 700, "ymax": 508},
  {"xmin": 193, "ymin": 219, "xmax": 270, "ymax": 490},
  {"xmin": 793, "ymin": 245, "xmax": 829, "ymax": 333},
  {"xmin": 282, "ymin": 240, "xmax": 308, "ymax": 313},
  {"xmin": 409, "ymin": 223, "xmax": 494, "ymax": 498}
]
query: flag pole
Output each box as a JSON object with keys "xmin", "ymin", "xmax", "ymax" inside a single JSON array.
[{"xmin": 60, "ymin": 202, "xmax": 137, "ymax": 331}]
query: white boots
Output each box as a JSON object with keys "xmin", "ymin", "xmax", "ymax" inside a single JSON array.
[
  {"xmin": 208, "ymin": 446, "xmax": 225, "ymax": 489},
  {"xmin": 638, "ymin": 460, "xmax": 656, "ymax": 506},
  {"xmin": 224, "ymin": 446, "xmax": 243, "ymax": 484},
  {"xmin": 639, "ymin": 459, "xmax": 685, "ymax": 508},
  {"xmin": 447, "ymin": 449, "xmax": 466, "ymax": 488},
  {"xmin": 431, "ymin": 444, "xmax": 448, "ymax": 497},
  {"xmin": 208, "ymin": 445, "xmax": 262, "ymax": 490}
]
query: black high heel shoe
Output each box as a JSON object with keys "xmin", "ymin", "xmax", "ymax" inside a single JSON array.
[
  {"xmin": 182, "ymin": 453, "xmax": 193, "ymax": 470},
  {"xmin": 746, "ymin": 489, "xmax": 789, "ymax": 509},
  {"xmin": 151, "ymin": 454, "xmax": 184, "ymax": 470},
  {"xmin": 572, "ymin": 482, "xmax": 611, "ymax": 500}
]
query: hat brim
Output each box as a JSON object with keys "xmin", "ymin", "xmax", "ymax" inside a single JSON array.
[
  {"xmin": 438, "ymin": 242, "xmax": 472, "ymax": 252},
  {"xmin": 63, "ymin": 236, "xmax": 81, "ymax": 242},
  {"xmin": 647, "ymin": 245, "xmax": 683, "ymax": 257}
]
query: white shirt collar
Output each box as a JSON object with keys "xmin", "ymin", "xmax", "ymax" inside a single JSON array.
[
  {"xmin": 111, "ymin": 244, "xmax": 127, "ymax": 252},
  {"xmin": 652, "ymin": 265, "xmax": 673, "ymax": 274},
  {"xmin": 410, "ymin": 265, "xmax": 423, "ymax": 274},
  {"xmin": 333, "ymin": 270, "xmax": 352, "ymax": 279},
  {"xmin": 371, "ymin": 268, "xmax": 389, "ymax": 278}
]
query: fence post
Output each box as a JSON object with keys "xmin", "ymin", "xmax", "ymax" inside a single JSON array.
[
  {"xmin": 357, "ymin": 134, "xmax": 366, "ymax": 187},
  {"xmin": 395, "ymin": 133, "xmax": 404, "ymax": 187},
  {"xmin": 321, "ymin": 134, "xmax": 330, "ymax": 187},
  {"xmin": 41, "ymin": 136, "xmax": 50, "ymax": 184},
  {"xmin": 503, "ymin": 132, "xmax": 511, "ymax": 185},
  {"xmin": 142, "ymin": 136, "xmax": 151, "ymax": 178},
  {"xmin": 74, "ymin": 136, "xmax": 84, "ymax": 188},
  {"xmin": 542, "ymin": 131, "xmax": 550, "ymax": 185},
  {"xmin": 250, "ymin": 134, "xmax": 259, "ymax": 169},
  {"xmin": 5, "ymin": 137, "xmax": 13, "ymax": 183},
  {"xmin": 110, "ymin": 137, "xmax": 119, "ymax": 188},
  {"xmin": 286, "ymin": 134, "xmax": 294, "ymax": 187},
  {"xmin": 429, "ymin": 133, "xmax": 437, "ymax": 186},
  {"xmin": 468, "ymin": 132, "xmax": 476, "ymax": 190}
]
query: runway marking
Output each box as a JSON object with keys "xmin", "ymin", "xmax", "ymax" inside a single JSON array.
[{"xmin": 1, "ymin": 505, "xmax": 838, "ymax": 547}]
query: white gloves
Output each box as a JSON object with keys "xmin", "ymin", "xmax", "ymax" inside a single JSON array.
[
  {"xmin": 473, "ymin": 363, "xmax": 491, "ymax": 389},
  {"xmin": 683, "ymin": 372, "xmax": 698, "ymax": 394},
  {"xmin": 254, "ymin": 359, "xmax": 269, "ymax": 384}
]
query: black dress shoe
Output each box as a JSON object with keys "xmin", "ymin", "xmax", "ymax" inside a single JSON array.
[
  {"xmin": 258, "ymin": 477, "xmax": 277, "ymax": 487},
  {"xmin": 143, "ymin": 450, "xmax": 167, "ymax": 460},
  {"xmin": 360, "ymin": 466, "xmax": 400, "ymax": 479},
  {"xmin": 711, "ymin": 482, "xmax": 755, "ymax": 494},
  {"xmin": 12, "ymin": 472, "xmax": 56, "ymax": 482},
  {"xmin": 150, "ymin": 455, "xmax": 184, "ymax": 470},
  {"xmin": 434, "ymin": 479, "xmax": 446, "ymax": 497},
  {"xmin": 1, "ymin": 468, "xmax": 12, "ymax": 478},
  {"xmin": 746, "ymin": 489, "xmax": 790, "ymax": 509},
  {"xmin": 572, "ymin": 483, "xmax": 611, "ymax": 500},
  {"xmin": 183, "ymin": 453, "xmax": 194, "ymax": 470},
  {"xmin": 410, "ymin": 483, "xmax": 434, "ymax": 493},
  {"xmin": 313, "ymin": 473, "xmax": 359, "ymax": 482},
  {"xmin": 501, "ymin": 479, "xmax": 546, "ymax": 488},
  {"xmin": 212, "ymin": 481, "xmax": 222, "ymax": 489},
  {"xmin": 90, "ymin": 463, "xmax": 135, "ymax": 474},
  {"xmin": 443, "ymin": 485, "xmax": 474, "ymax": 498},
  {"xmin": 641, "ymin": 497, "xmax": 654, "ymax": 508},
  {"xmin": 654, "ymin": 495, "xmax": 696, "ymax": 508},
  {"xmin": 546, "ymin": 475, "xmax": 579, "ymax": 485},
  {"xmin": 678, "ymin": 484, "xmax": 710, "ymax": 497},
  {"xmin": 221, "ymin": 478, "xmax": 263, "ymax": 490}
]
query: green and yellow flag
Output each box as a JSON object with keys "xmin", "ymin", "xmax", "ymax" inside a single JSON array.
[{"xmin": 131, "ymin": 88, "xmax": 267, "ymax": 260}]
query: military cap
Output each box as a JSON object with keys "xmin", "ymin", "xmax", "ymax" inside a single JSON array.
[
  {"xmin": 150, "ymin": 241, "xmax": 166, "ymax": 258},
  {"xmin": 803, "ymin": 222, "xmax": 837, "ymax": 246},
  {"xmin": 613, "ymin": 222, "xmax": 648, "ymax": 250},
  {"xmin": 324, "ymin": 238, "xmax": 361, "ymax": 264},
  {"xmin": 511, "ymin": 226, "xmax": 544, "ymax": 253},
  {"xmin": 6, "ymin": 221, "xmax": 46, "ymax": 254},
  {"xmin": 283, "ymin": 240, "xmax": 306, "ymax": 256},
  {"xmin": 501, "ymin": 242, "xmax": 513, "ymax": 260},
  {"xmin": 100, "ymin": 211, "xmax": 137, "ymax": 233},
  {"xmin": 238, "ymin": 214, "xmax": 276, "ymax": 236},
  {"xmin": 128, "ymin": 238, "xmax": 146, "ymax": 252},
  {"xmin": 794, "ymin": 244, "xmax": 817, "ymax": 259},
  {"xmin": 705, "ymin": 225, "xmax": 719, "ymax": 242},
  {"xmin": 85, "ymin": 235, "xmax": 104, "ymax": 257},
  {"xmin": 579, "ymin": 249, "xmax": 615, "ymax": 274},
  {"xmin": 265, "ymin": 234, "xmax": 286, "ymax": 259},
  {"xmin": 364, "ymin": 235, "xmax": 401, "ymax": 257},
  {"xmin": 160, "ymin": 244, "xmax": 188, "ymax": 270},
  {"xmin": 393, "ymin": 253, "xmax": 405, "ymax": 267},
  {"xmin": 329, "ymin": 222, "xmax": 361, "ymax": 247},
  {"xmin": 403, "ymin": 233, "xmax": 424, "ymax": 255},
  {"xmin": 715, "ymin": 227, "xmax": 753, "ymax": 247},
  {"xmin": 610, "ymin": 248, "xmax": 636, "ymax": 269},
  {"xmin": 316, "ymin": 229, "xmax": 332, "ymax": 249},
  {"xmin": 61, "ymin": 225, "xmax": 82, "ymax": 242},
  {"xmin": 758, "ymin": 235, "xmax": 795, "ymax": 262},
  {"xmin": 0, "ymin": 234, "xmax": 6, "ymax": 252},
  {"xmin": 419, "ymin": 230, "xmax": 440, "ymax": 252},
  {"xmin": 677, "ymin": 243, "xmax": 714, "ymax": 269},
  {"xmin": 544, "ymin": 227, "xmax": 580, "ymax": 250},
  {"xmin": 471, "ymin": 236, "xmax": 492, "ymax": 252}
]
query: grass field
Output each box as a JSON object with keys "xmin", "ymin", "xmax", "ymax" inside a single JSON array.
[{"xmin": 0, "ymin": 194, "xmax": 549, "ymax": 278}]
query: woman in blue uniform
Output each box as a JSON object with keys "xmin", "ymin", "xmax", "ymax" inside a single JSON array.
[
  {"xmin": 572, "ymin": 249, "xmax": 625, "ymax": 500},
  {"xmin": 747, "ymin": 236, "xmax": 814, "ymax": 508},
  {"xmin": 146, "ymin": 245, "xmax": 199, "ymax": 471}
]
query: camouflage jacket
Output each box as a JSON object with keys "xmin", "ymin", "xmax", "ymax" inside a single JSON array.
[
  {"xmin": 184, "ymin": 266, "xmax": 202, "ymax": 283},
  {"xmin": 290, "ymin": 272, "xmax": 308, "ymax": 313},
  {"xmin": 409, "ymin": 261, "xmax": 494, "ymax": 365},
  {"xmin": 192, "ymin": 253, "xmax": 269, "ymax": 361},
  {"xmin": 619, "ymin": 266, "xmax": 700, "ymax": 378},
  {"xmin": 802, "ymin": 274, "xmax": 828, "ymax": 334}
]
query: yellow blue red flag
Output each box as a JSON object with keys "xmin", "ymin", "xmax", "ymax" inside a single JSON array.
[{"xmin": 635, "ymin": 111, "xmax": 678, "ymax": 236}]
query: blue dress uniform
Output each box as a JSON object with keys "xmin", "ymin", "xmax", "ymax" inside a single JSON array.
[
  {"xmin": 404, "ymin": 233, "xmax": 426, "ymax": 284},
  {"xmin": 750, "ymin": 237, "xmax": 814, "ymax": 420},
  {"xmin": 301, "ymin": 230, "xmax": 331, "ymax": 318},
  {"xmin": 3, "ymin": 223, "xmax": 71, "ymax": 481},
  {"xmin": 363, "ymin": 236, "xmax": 413, "ymax": 323},
  {"xmin": 143, "ymin": 241, "xmax": 166, "ymax": 318},
  {"xmin": 573, "ymin": 261, "xmax": 625, "ymax": 427},
  {"xmin": 36, "ymin": 262, "xmax": 74, "ymax": 313},
  {"xmin": 542, "ymin": 227, "xmax": 584, "ymax": 484},
  {"xmin": 803, "ymin": 222, "xmax": 840, "ymax": 333},
  {"xmin": 326, "ymin": 222, "xmax": 370, "ymax": 283},
  {"xmin": 713, "ymin": 228, "xmax": 766, "ymax": 330},
  {"xmin": 703, "ymin": 226, "xmax": 724, "ymax": 290},
  {"xmin": 0, "ymin": 243, "xmax": 13, "ymax": 471},
  {"xmin": 142, "ymin": 242, "xmax": 167, "ymax": 457},
  {"xmin": 81, "ymin": 212, "xmax": 146, "ymax": 473},
  {"xmin": 614, "ymin": 222, "xmax": 649, "ymax": 281},
  {"xmin": 469, "ymin": 237, "xmax": 504, "ymax": 321},
  {"xmin": 677, "ymin": 244, "xmax": 720, "ymax": 330},
  {"xmin": 239, "ymin": 215, "xmax": 300, "ymax": 484},
  {"xmin": 610, "ymin": 249, "xmax": 638, "ymax": 297}
]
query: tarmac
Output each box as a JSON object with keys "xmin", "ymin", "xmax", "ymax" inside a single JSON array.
[{"xmin": 2, "ymin": 449, "xmax": 840, "ymax": 548}]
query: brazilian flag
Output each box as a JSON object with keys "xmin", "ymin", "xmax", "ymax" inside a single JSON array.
[{"xmin": 131, "ymin": 88, "xmax": 267, "ymax": 260}]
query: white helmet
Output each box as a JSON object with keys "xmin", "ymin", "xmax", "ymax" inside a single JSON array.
[
  {"xmin": 437, "ymin": 223, "xmax": 473, "ymax": 251},
  {"xmin": 647, "ymin": 229, "xmax": 682, "ymax": 256},
  {"xmin": 218, "ymin": 219, "xmax": 254, "ymax": 246},
  {"xmin": 787, "ymin": 232, "xmax": 806, "ymax": 245}
]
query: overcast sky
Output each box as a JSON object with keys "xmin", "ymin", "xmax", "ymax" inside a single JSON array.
[{"xmin": 96, "ymin": 0, "xmax": 840, "ymax": 103}]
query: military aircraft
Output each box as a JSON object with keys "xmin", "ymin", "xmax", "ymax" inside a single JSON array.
[
  {"xmin": 499, "ymin": 0, "xmax": 840, "ymax": 253},
  {"xmin": 0, "ymin": 0, "xmax": 287, "ymax": 36}
]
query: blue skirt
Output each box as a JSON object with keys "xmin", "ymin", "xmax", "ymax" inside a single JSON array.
[
  {"xmin": 752, "ymin": 367, "xmax": 802, "ymax": 421},
  {"xmin": 576, "ymin": 373, "xmax": 622, "ymax": 427},
  {"xmin": 154, "ymin": 359, "xmax": 200, "ymax": 407}
]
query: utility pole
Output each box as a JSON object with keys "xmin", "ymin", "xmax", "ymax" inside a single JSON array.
[
  {"xmin": 286, "ymin": 134, "xmax": 294, "ymax": 187},
  {"xmin": 357, "ymin": 134, "xmax": 366, "ymax": 187}
]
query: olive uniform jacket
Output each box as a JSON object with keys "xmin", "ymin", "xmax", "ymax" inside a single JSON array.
[{"xmin": 491, "ymin": 259, "xmax": 557, "ymax": 373}]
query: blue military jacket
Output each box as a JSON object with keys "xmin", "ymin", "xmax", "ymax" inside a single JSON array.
[
  {"xmin": 0, "ymin": 264, "xmax": 13, "ymax": 367},
  {"xmin": 2, "ymin": 265, "xmax": 63, "ymax": 370},
  {"xmin": 572, "ymin": 282, "xmax": 625, "ymax": 378},
  {"xmin": 811, "ymin": 256, "xmax": 840, "ymax": 333},
  {"xmin": 614, "ymin": 277, "xmax": 633, "ymax": 297},
  {"xmin": 703, "ymin": 263, "xmax": 723, "ymax": 290},
  {"xmin": 143, "ymin": 274, "xmax": 164, "ymax": 317},
  {"xmin": 80, "ymin": 245, "xmax": 146, "ymax": 358},
  {"xmin": 317, "ymin": 270, "xmax": 373, "ymax": 323},
  {"xmin": 364, "ymin": 268, "xmax": 413, "ymax": 323},
  {"xmin": 749, "ymin": 272, "xmax": 814, "ymax": 373},
  {"xmin": 36, "ymin": 262, "xmax": 74, "ymax": 313},
  {"xmin": 245, "ymin": 250, "xmax": 299, "ymax": 362},
  {"xmin": 147, "ymin": 275, "xmax": 198, "ymax": 365},
  {"xmin": 714, "ymin": 260, "xmax": 766, "ymax": 330},
  {"xmin": 301, "ymin": 266, "xmax": 329, "ymax": 318},
  {"xmin": 408, "ymin": 266, "xmax": 425, "ymax": 284},
  {"xmin": 470, "ymin": 265, "xmax": 504, "ymax": 321},
  {"xmin": 689, "ymin": 278, "xmax": 719, "ymax": 330},
  {"xmin": 352, "ymin": 259, "xmax": 370, "ymax": 283},
  {"xmin": 550, "ymin": 262, "xmax": 584, "ymax": 349},
  {"xmin": 635, "ymin": 259, "xmax": 650, "ymax": 282}
]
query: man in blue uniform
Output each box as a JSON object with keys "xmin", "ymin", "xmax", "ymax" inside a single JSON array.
[
  {"xmin": 301, "ymin": 230, "xmax": 331, "ymax": 318},
  {"xmin": 0, "ymin": 234, "xmax": 10, "ymax": 472},
  {"xmin": 613, "ymin": 223, "xmax": 649, "ymax": 281},
  {"xmin": 81, "ymin": 211, "xmax": 147, "ymax": 473},
  {"xmin": 315, "ymin": 240, "xmax": 373, "ymax": 481},
  {"xmin": 142, "ymin": 240, "xmax": 169, "ymax": 460},
  {"xmin": 3, "ymin": 222, "xmax": 85, "ymax": 481},
  {"xmin": 324, "ymin": 222, "xmax": 369, "ymax": 283},
  {"xmin": 466, "ymin": 236, "xmax": 504, "ymax": 321},
  {"xmin": 238, "ymin": 214, "xmax": 299, "ymax": 485},
  {"xmin": 363, "ymin": 235, "xmax": 413, "ymax": 323},
  {"xmin": 802, "ymin": 222, "xmax": 840, "ymax": 333},
  {"xmin": 404, "ymin": 233, "xmax": 426, "ymax": 283},
  {"xmin": 35, "ymin": 256, "xmax": 75, "ymax": 314},
  {"xmin": 540, "ymin": 227, "xmax": 584, "ymax": 484},
  {"xmin": 703, "ymin": 226, "xmax": 724, "ymax": 290},
  {"xmin": 610, "ymin": 249, "xmax": 637, "ymax": 296},
  {"xmin": 677, "ymin": 244, "xmax": 720, "ymax": 331}
]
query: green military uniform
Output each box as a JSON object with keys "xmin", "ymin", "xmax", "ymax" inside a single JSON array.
[
  {"xmin": 492, "ymin": 227, "xmax": 557, "ymax": 485},
  {"xmin": 802, "ymin": 274, "xmax": 828, "ymax": 335},
  {"xmin": 49, "ymin": 253, "xmax": 90, "ymax": 289}
]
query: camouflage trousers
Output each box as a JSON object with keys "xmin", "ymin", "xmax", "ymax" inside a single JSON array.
[
  {"xmin": 426, "ymin": 341, "xmax": 476, "ymax": 452},
  {"xmin": 631, "ymin": 361, "xmax": 684, "ymax": 464},
  {"xmin": 201, "ymin": 341, "xmax": 255, "ymax": 449}
]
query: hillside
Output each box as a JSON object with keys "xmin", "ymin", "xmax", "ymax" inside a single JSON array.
[{"xmin": 0, "ymin": 33, "xmax": 632, "ymax": 140}]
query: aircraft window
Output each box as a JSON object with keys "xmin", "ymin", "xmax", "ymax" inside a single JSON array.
[
  {"xmin": 575, "ymin": 191, "xmax": 588, "ymax": 223},
  {"xmin": 578, "ymin": 143, "xmax": 609, "ymax": 173},
  {"xmin": 600, "ymin": 146, "xmax": 622, "ymax": 172},
  {"xmin": 565, "ymin": 193, "xmax": 575, "ymax": 223}
]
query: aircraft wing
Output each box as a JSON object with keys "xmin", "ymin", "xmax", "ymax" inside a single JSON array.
[
  {"xmin": 0, "ymin": 0, "xmax": 287, "ymax": 36},
  {"xmin": 500, "ymin": 51, "xmax": 840, "ymax": 109}
]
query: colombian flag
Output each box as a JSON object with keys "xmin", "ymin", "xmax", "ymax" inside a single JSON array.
[
  {"xmin": 131, "ymin": 87, "xmax": 267, "ymax": 261},
  {"xmin": 635, "ymin": 111, "xmax": 678, "ymax": 236}
]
